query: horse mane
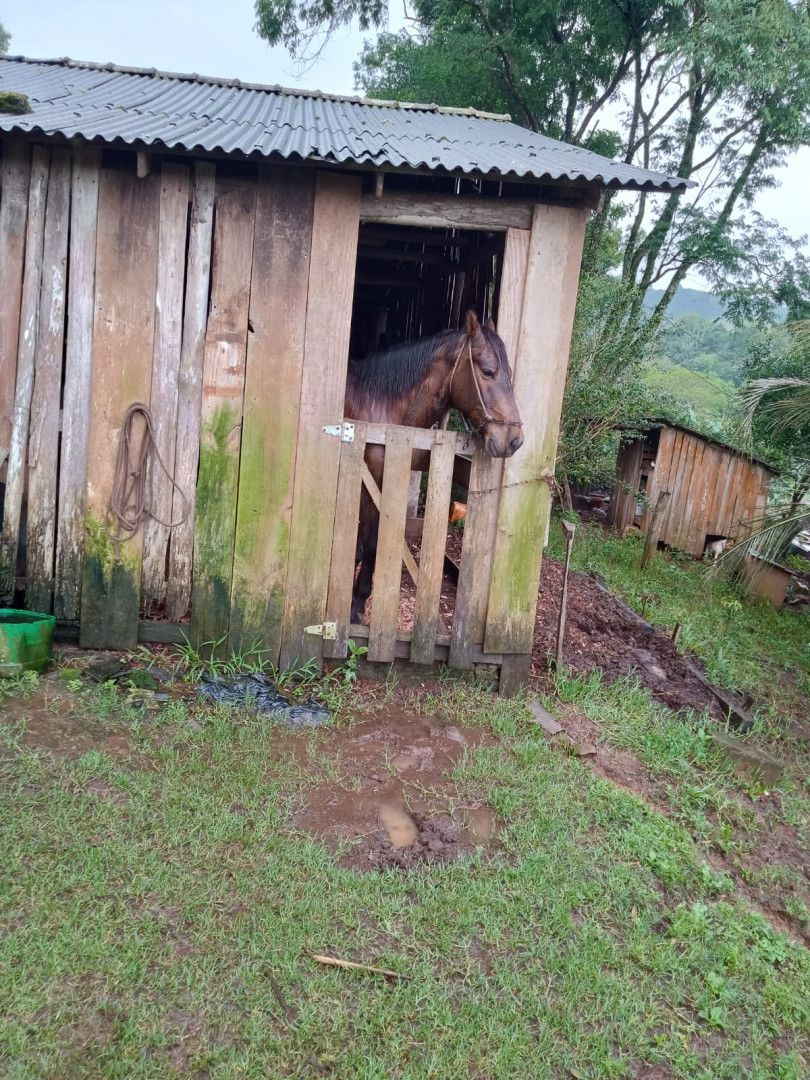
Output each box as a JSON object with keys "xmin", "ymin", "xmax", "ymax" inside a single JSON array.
[{"xmin": 347, "ymin": 329, "xmax": 460, "ymax": 406}]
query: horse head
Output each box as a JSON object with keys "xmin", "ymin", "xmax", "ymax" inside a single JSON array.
[{"xmin": 448, "ymin": 311, "xmax": 524, "ymax": 458}]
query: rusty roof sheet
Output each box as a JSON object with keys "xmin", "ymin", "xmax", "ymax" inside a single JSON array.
[{"xmin": 0, "ymin": 56, "xmax": 690, "ymax": 192}]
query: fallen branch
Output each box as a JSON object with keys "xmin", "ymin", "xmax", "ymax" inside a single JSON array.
[{"xmin": 312, "ymin": 954, "xmax": 410, "ymax": 981}]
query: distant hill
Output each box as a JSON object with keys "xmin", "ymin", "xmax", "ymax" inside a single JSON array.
[{"xmin": 644, "ymin": 286, "xmax": 726, "ymax": 321}]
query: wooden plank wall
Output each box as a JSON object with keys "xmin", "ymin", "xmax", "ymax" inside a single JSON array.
[{"xmin": 642, "ymin": 425, "xmax": 774, "ymax": 556}]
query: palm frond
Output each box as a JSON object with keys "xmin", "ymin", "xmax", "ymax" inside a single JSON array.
[{"xmin": 738, "ymin": 377, "xmax": 810, "ymax": 438}]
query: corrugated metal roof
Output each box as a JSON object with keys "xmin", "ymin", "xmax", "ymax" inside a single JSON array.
[{"xmin": 0, "ymin": 56, "xmax": 690, "ymax": 192}]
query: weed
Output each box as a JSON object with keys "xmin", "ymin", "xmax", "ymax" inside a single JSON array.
[{"xmin": 0, "ymin": 670, "xmax": 39, "ymax": 700}]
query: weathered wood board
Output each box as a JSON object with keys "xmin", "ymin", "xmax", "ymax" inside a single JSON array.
[
  {"xmin": 141, "ymin": 163, "xmax": 189, "ymax": 612},
  {"xmin": 165, "ymin": 161, "xmax": 215, "ymax": 622},
  {"xmin": 229, "ymin": 166, "xmax": 315, "ymax": 658},
  {"xmin": 54, "ymin": 146, "xmax": 101, "ymax": 622},
  {"xmin": 368, "ymin": 425, "xmax": 413, "ymax": 663},
  {"xmin": 80, "ymin": 167, "xmax": 160, "ymax": 648},
  {"xmin": 0, "ymin": 146, "xmax": 49, "ymax": 604},
  {"xmin": 280, "ymin": 172, "xmax": 360, "ymax": 669},
  {"xmin": 26, "ymin": 148, "xmax": 70, "ymax": 613},
  {"xmin": 484, "ymin": 205, "xmax": 588, "ymax": 656},
  {"xmin": 191, "ymin": 179, "xmax": 256, "ymax": 650},
  {"xmin": 0, "ymin": 141, "xmax": 30, "ymax": 475},
  {"xmin": 410, "ymin": 432, "xmax": 456, "ymax": 664}
]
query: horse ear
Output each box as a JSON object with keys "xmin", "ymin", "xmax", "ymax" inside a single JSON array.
[
  {"xmin": 484, "ymin": 317, "xmax": 496, "ymax": 332},
  {"xmin": 465, "ymin": 310, "xmax": 481, "ymax": 337}
]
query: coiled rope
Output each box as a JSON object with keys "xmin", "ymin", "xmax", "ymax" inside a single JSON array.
[{"xmin": 107, "ymin": 402, "xmax": 190, "ymax": 542}]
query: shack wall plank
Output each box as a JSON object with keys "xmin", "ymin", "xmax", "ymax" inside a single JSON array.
[
  {"xmin": 165, "ymin": 161, "xmax": 215, "ymax": 622},
  {"xmin": 26, "ymin": 147, "xmax": 70, "ymax": 613},
  {"xmin": 0, "ymin": 141, "xmax": 29, "ymax": 475},
  {"xmin": 80, "ymin": 167, "xmax": 160, "ymax": 648},
  {"xmin": 678, "ymin": 439, "xmax": 705, "ymax": 553},
  {"xmin": 659, "ymin": 431, "xmax": 687, "ymax": 544},
  {"xmin": 367, "ymin": 424, "xmax": 413, "ymax": 663},
  {"xmin": 484, "ymin": 204, "xmax": 587, "ymax": 655},
  {"xmin": 279, "ymin": 171, "xmax": 360, "ymax": 669},
  {"xmin": 410, "ymin": 431, "xmax": 456, "ymax": 664},
  {"xmin": 230, "ymin": 166, "xmax": 315, "ymax": 658},
  {"xmin": 704, "ymin": 447, "xmax": 730, "ymax": 536},
  {"xmin": 0, "ymin": 145, "xmax": 49, "ymax": 603},
  {"xmin": 54, "ymin": 145, "xmax": 101, "ymax": 622},
  {"xmin": 190, "ymin": 179, "xmax": 257, "ymax": 649},
  {"xmin": 141, "ymin": 163, "xmax": 190, "ymax": 612}
]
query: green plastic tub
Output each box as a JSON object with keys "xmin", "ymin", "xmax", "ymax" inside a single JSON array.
[{"xmin": 0, "ymin": 609, "xmax": 56, "ymax": 676}]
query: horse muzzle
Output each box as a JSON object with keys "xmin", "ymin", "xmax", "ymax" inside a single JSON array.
[{"xmin": 483, "ymin": 423, "xmax": 524, "ymax": 458}]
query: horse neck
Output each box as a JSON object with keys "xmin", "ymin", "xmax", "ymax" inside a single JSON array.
[{"xmin": 398, "ymin": 337, "xmax": 458, "ymax": 427}]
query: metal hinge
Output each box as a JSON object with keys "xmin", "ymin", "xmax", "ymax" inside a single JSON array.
[
  {"xmin": 322, "ymin": 421, "xmax": 355, "ymax": 442},
  {"xmin": 304, "ymin": 621, "xmax": 337, "ymax": 640}
]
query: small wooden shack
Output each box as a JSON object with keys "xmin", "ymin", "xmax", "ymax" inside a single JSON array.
[
  {"xmin": 608, "ymin": 420, "xmax": 775, "ymax": 557},
  {"xmin": 0, "ymin": 56, "xmax": 685, "ymax": 691}
]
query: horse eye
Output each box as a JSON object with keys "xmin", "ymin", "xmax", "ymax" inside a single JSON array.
[{"xmin": 481, "ymin": 367, "xmax": 496, "ymax": 378}]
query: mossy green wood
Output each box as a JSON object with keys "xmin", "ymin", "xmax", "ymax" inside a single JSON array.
[
  {"xmin": 279, "ymin": 172, "xmax": 361, "ymax": 670},
  {"xmin": 484, "ymin": 204, "xmax": 588, "ymax": 657},
  {"xmin": 0, "ymin": 609, "xmax": 55, "ymax": 675},
  {"xmin": 190, "ymin": 180, "xmax": 257, "ymax": 653},
  {"xmin": 229, "ymin": 167, "xmax": 315, "ymax": 660},
  {"xmin": 79, "ymin": 168, "xmax": 160, "ymax": 649}
]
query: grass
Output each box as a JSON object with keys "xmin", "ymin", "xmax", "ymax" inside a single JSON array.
[
  {"xmin": 1, "ymin": 674, "xmax": 808, "ymax": 1078},
  {"xmin": 547, "ymin": 517, "xmax": 810, "ymax": 721}
]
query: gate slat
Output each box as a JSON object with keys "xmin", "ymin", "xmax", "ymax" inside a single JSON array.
[
  {"xmin": 190, "ymin": 179, "xmax": 257, "ymax": 651},
  {"xmin": 141, "ymin": 163, "xmax": 190, "ymax": 613},
  {"xmin": 165, "ymin": 161, "xmax": 215, "ymax": 622},
  {"xmin": 323, "ymin": 420, "xmax": 368, "ymax": 660},
  {"xmin": 80, "ymin": 168, "xmax": 160, "ymax": 648},
  {"xmin": 411, "ymin": 430, "xmax": 456, "ymax": 664},
  {"xmin": 54, "ymin": 145, "xmax": 100, "ymax": 622},
  {"xmin": 367, "ymin": 425, "xmax": 413, "ymax": 663},
  {"xmin": 27, "ymin": 147, "xmax": 70, "ymax": 613},
  {"xmin": 0, "ymin": 145, "xmax": 49, "ymax": 605},
  {"xmin": 449, "ymin": 450, "xmax": 502, "ymax": 669}
]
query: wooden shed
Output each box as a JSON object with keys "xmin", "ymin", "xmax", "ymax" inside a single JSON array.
[
  {"xmin": 0, "ymin": 56, "xmax": 686, "ymax": 691},
  {"xmin": 608, "ymin": 421, "xmax": 775, "ymax": 557}
]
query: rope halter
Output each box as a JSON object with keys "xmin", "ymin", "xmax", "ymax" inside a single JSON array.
[{"xmin": 446, "ymin": 337, "xmax": 523, "ymax": 435}]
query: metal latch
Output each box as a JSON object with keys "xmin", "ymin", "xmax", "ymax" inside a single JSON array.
[
  {"xmin": 322, "ymin": 421, "xmax": 355, "ymax": 442},
  {"xmin": 304, "ymin": 621, "xmax": 337, "ymax": 640}
]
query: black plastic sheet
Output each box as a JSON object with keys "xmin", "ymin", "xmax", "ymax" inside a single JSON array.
[{"xmin": 197, "ymin": 674, "xmax": 330, "ymax": 728}]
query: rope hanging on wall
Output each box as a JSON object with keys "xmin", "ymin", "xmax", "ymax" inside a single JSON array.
[{"xmin": 107, "ymin": 402, "xmax": 190, "ymax": 542}]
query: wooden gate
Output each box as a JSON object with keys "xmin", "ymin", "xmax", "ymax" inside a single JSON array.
[{"xmin": 320, "ymin": 420, "xmax": 506, "ymax": 669}]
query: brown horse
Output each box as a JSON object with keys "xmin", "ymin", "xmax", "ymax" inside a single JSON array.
[{"xmin": 344, "ymin": 311, "xmax": 523, "ymax": 621}]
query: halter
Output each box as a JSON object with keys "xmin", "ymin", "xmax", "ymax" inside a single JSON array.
[{"xmin": 445, "ymin": 337, "xmax": 523, "ymax": 435}]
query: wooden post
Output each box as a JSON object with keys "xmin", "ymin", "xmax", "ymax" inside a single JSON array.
[
  {"xmin": 165, "ymin": 161, "xmax": 215, "ymax": 622},
  {"xmin": 26, "ymin": 148, "xmax": 71, "ymax": 613},
  {"xmin": 484, "ymin": 204, "xmax": 588, "ymax": 657},
  {"xmin": 555, "ymin": 520, "xmax": 576, "ymax": 667},
  {"xmin": 641, "ymin": 490, "xmax": 671, "ymax": 570},
  {"xmin": 279, "ymin": 172, "xmax": 360, "ymax": 670},
  {"xmin": 229, "ymin": 166, "xmax": 315, "ymax": 659},
  {"xmin": 0, "ymin": 145, "xmax": 50, "ymax": 604},
  {"xmin": 54, "ymin": 145, "xmax": 101, "ymax": 623}
]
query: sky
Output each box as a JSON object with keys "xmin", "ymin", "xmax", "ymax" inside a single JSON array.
[{"xmin": 3, "ymin": 0, "xmax": 808, "ymax": 285}]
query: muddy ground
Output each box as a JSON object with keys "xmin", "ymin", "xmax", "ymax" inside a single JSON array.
[{"xmin": 396, "ymin": 531, "xmax": 732, "ymax": 720}]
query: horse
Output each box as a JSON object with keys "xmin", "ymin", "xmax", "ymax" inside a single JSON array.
[{"xmin": 344, "ymin": 310, "xmax": 523, "ymax": 622}]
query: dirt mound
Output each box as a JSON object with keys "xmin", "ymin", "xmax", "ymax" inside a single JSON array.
[{"xmin": 396, "ymin": 530, "xmax": 733, "ymax": 718}]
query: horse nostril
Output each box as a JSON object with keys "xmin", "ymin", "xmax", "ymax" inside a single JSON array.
[{"xmin": 509, "ymin": 434, "xmax": 523, "ymax": 454}]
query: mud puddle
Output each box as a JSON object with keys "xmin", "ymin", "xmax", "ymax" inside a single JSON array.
[{"xmin": 288, "ymin": 707, "xmax": 502, "ymax": 870}]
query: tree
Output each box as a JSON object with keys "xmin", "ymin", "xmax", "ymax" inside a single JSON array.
[
  {"xmin": 0, "ymin": 20, "xmax": 9, "ymax": 55},
  {"xmin": 254, "ymin": 0, "xmax": 810, "ymax": 482}
]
